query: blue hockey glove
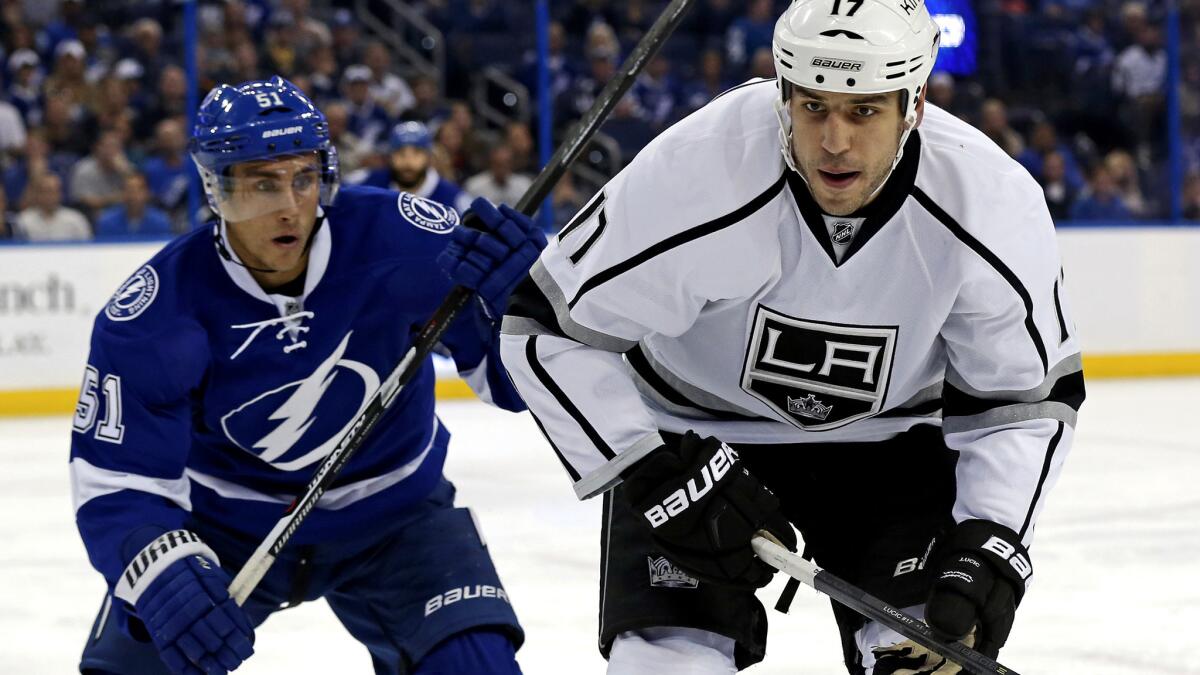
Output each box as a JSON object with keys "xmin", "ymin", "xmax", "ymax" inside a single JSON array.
[
  {"xmin": 116, "ymin": 530, "xmax": 254, "ymax": 674},
  {"xmin": 439, "ymin": 197, "xmax": 547, "ymax": 320}
]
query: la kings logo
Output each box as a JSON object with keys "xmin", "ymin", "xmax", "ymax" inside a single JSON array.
[
  {"xmin": 647, "ymin": 556, "xmax": 699, "ymax": 589},
  {"xmin": 740, "ymin": 305, "xmax": 896, "ymax": 430}
]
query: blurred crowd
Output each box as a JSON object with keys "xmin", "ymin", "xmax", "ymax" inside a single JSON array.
[{"xmin": 0, "ymin": 0, "xmax": 1198, "ymax": 243}]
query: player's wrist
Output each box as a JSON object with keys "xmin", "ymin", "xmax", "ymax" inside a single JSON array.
[
  {"xmin": 114, "ymin": 529, "xmax": 220, "ymax": 607},
  {"xmin": 942, "ymin": 519, "xmax": 1031, "ymax": 602}
]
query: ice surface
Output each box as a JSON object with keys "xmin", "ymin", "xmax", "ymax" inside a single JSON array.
[{"xmin": 1, "ymin": 378, "xmax": 1195, "ymax": 673}]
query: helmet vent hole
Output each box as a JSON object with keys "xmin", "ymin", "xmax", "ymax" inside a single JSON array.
[
  {"xmin": 886, "ymin": 60, "xmax": 906, "ymax": 67},
  {"xmin": 780, "ymin": 47, "xmax": 795, "ymax": 57},
  {"xmin": 847, "ymin": 78, "xmax": 856, "ymax": 86},
  {"xmin": 908, "ymin": 64, "xmax": 923, "ymax": 73},
  {"xmin": 815, "ymin": 74, "xmax": 825, "ymax": 84},
  {"xmin": 819, "ymin": 29, "xmax": 864, "ymax": 39}
]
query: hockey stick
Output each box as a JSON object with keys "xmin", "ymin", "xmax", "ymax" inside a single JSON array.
[
  {"xmin": 751, "ymin": 535, "xmax": 1019, "ymax": 675},
  {"xmin": 227, "ymin": 0, "xmax": 698, "ymax": 606}
]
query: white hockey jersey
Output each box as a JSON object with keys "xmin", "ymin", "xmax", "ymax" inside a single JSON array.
[{"xmin": 499, "ymin": 79, "xmax": 1083, "ymax": 548}]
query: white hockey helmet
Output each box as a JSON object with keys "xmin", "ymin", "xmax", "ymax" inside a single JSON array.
[{"xmin": 772, "ymin": 0, "xmax": 941, "ymax": 174}]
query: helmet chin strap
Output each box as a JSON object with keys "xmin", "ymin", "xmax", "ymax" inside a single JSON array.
[{"xmin": 212, "ymin": 212, "xmax": 325, "ymax": 275}]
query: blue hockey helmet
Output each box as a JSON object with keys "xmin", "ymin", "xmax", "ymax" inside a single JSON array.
[
  {"xmin": 388, "ymin": 121, "xmax": 433, "ymax": 152},
  {"xmin": 190, "ymin": 76, "xmax": 339, "ymax": 219}
]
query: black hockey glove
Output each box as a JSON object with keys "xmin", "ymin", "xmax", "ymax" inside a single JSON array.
[
  {"xmin": 924, "ymin": 519, "xmax": 1031, "ymax": 658},
  {"xmin": 619, "ymin": 431, "xmax": 797, "ymax": 589}
]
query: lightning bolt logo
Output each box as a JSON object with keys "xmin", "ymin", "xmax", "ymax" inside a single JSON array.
[
  {"xmin": 114, "ymin": 276, "xmax": 145, "ymax": 304},
  {"xmin": 252, "ymin": 333, "xmax": 353, "ymax": 463},
  {"xmin": 105, "ymin": 265, "xmax": 159, "ymax": 322}
]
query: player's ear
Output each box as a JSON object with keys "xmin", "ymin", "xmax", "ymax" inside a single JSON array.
[{"xmin": 913, "ymin": 86, "xmax": 928, "ymax": 128}]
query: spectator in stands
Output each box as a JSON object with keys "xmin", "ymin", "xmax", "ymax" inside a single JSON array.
[
  {"xmin": 330, "ymin": 8, "xmax": 363, "ymax": 70},
  {"xmin": 1040, "ymin": 151, "xmax": 1076, "ymax": 221},
  {"xmin": 1018, "ymin": 120, "xmax": 1085, "ymax": 189},
  {"xmin": 1112, "ymin": 22, "xmax": 1166, "ymax": 159},
  {"xmin": 433, "ymin": 119, "xmax": 466, "ymax": 181},
  {"xmin": 632, "ymin": 55, "xmax": 678, "ymax": 128},
  {"xmin": 926, "ymin": 72, "xmax": 979, "ymax": 122},
  {"xmin": 137, "ymin": 65, "xmax": 189, "ymax": 139},
  {"xmin": 519, "ymin": 21, "xmax": 575, "ymax": 101},
  {"xmin": 42, "ymin": 92, "xmax": 89, "ymax": 158},
  {"xmin": 978, "ymin": 99, "xmax": 1025, "ymax": 158},
  {"xmin": 141, "ymin": 118, "xmax": 193, "ymax": 225},
  {"xmin": 559, "ymin": 48, "xmax": 617, "ymax": 132},
  {"xmin": 7, "ymin": 49, "xmax": 43, "ymax": 123},
  {"xmin": 324, "ymin": 101, "xmax": 370, "ymax": 175},
  {"xmin": 43, "ymin": 39, "xmax": 91, "ymax": 116},
  {"xmin": 305, "ymin": 44, "xmax": 341, "ymax": 102},
  {"xmin": 1104, "ymin": 149, "xmax": 1149, "ymax": 217},
  {"xmin": 682, "ymin": 49, "xmax": 733, "ymax": 114},
  {"xmin": 94, "ymin": 172, "xmax": 171, "ymax": 237},
  {"xmin": 89, "ymin": 76, "xmax": 134, "ymax": 142},
  {"xmin": 1071, "ymin": 10, "xmax": 1114, "ymax": 101},
  {"xmin": 353, "ymin": 121, "xmax": 473, "ymax": 213},
  {"xmin": 402, "ymin": 74, "xmax": 448, "ymax": 124},
  {"xmin": 616, "ymin": 0, "xmax": 655, "ymax": 45},
  {"xmin": 0, "ymin": 92, "xmax": 26, "ymax": 161},
  {"xmin": 363, "ymin": 40, "xmax": 416, "ymax": 119},
  {"xmin": 125, "ymin": 18, "xmax": 165, "ymax": 89},
  {"xmin": 41, "ymin": 0, "xmax": 85, "ymax": 57},
  {"xmin": 585, "ymin": 22, "xmax": 621, "ymax": 63},
  {"xmin": 4, "ymin": 131, "xmax": 73, "ymax": 211},
  {"xmin": 69, "ymin": 129, "xmax": 134, "ymax": 219},
  {"xmin": 14, "ymin": 172, "xmax": 89, "ymax": 241},
  {"xmin": 277, "ymin": 0, "xmax": 333, "ymax": 55},
  {"xmin": 748, "ymin": 46, "xmax": 776, "ymax": 81},
  {"xmin": 465, "ymin": 143, "xmax": 532, "ymax": 207},
  {"xmin": 263, "ymin": 10, "xmax": 300, "ymax": 77},
  {"xmin": 505, "ymin": 121, "xmax": 536, "ymax": 174},
  {"xmin": 340, "ymin": 64, "xmax": 391, "ymax": 150},
  {"xmin": 1070, "ymin": 164, "xmax": 1132, "ymax": 221},
  {"xmin": 1115, "ymin": 1, "xmax": 1148, "ymax": 51},
  {"xmin": 726, "ymin": 0, "xmax": 775, "ymax": 66},
  {"xmin": 446, "ymin": 100, "xmax": 487, "ymax": 173}
]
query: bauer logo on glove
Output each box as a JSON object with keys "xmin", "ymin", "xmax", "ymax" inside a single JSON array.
[{"xmin": 642, "ymin": 443, "xmax": 739, "ymax": 528}]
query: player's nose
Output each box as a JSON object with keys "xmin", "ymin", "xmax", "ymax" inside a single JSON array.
[{"xmin": 820, "ymin": 116, "xmax": 852, "ymax": 156}]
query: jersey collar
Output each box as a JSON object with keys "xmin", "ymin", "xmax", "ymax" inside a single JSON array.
[
  {"xmin": 786, "ymin": 131, "xmax": 921, "ymax": 268},
  {"xmin": 216, "ymin": 207, "xmax": 332, "ymax": 306}
]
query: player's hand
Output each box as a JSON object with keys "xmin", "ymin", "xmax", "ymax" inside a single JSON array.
[
  {"xmin": 439, "ymin": 197, "xmax": 547, "ymax": 320},
  {"xmin": 871, "ymin": 629, "xmax": 976, "ymax": 674},
  {"xmin": 619, "ymin": 431, "xmax": 797, "ymax": 589},
  {"xmin": 131, "ymin": 553, "xmax": 255, "ymax": 674},
  {"xmin": 923, "ymin": 520, "xmax": 1029, "ymax": 660}
]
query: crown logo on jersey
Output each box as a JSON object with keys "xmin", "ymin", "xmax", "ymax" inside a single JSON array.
[
  {"xmin": 647, "ymin": 556, "xmax": 699, "ymax": 589},
  {"xmin": 787, "ymin": 394, "xmax": 833, "ymax": 421}
]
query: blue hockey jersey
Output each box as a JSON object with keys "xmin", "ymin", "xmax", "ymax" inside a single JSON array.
[
  {"xmin": 69, "ymin": 185, "xmax": 524, "ymax": 590},
  {"xmin": 354, "ymin": 167, "xmax": 474, "ymax": 215}
]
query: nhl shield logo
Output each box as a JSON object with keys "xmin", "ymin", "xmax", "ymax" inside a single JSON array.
[
  {"xmin": 648, "ymin": 556, "xmax": 699, "ymax": 589},
  {"xmin": 105, "ymin": 265, "xmax": 159, "ymax": 321},
  {"xmin": 831, "ymin": 221, "xmax": 855, "ymax": 245},
  {"xmin": 740, "ymin": 305, "xmax": 896, "ymax": 430}
]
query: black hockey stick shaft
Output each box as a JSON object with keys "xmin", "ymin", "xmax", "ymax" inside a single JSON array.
[
  {"xmin": 752, "ymin": 536, "xmax": 1019, "ymax": 675},
  {"xmin": 228, "ymin": 0, "xmax": 699, "ymax": 606}
]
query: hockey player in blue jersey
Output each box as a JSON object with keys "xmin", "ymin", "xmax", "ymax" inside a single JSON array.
[
  {"xmin": 70, "ymin": 76, "xmax": 546, "ymax": 674},
  {"xmin": 351, "ymin": 120, "xmax": 474, "ymax": 215}
]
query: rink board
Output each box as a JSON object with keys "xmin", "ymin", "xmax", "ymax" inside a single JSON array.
[{"xmin": 2, "ymin": 227, "xmax": 1199, "ymax": 416}]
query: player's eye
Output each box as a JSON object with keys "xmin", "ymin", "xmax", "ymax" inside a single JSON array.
[
  {"xmin": 292, "ymin": 173, "xmax": 318, "ymax": 192},
  {"xmin": 854, "ymin": 106, "xmax": 877, "ymax": 117},
  {"xmin": 803, "ymin": 102, "xmax": 825, "ymax": 113},
  {"xmin": 254, "ymin": 179, "xmax": 279, "ymax": 193}
]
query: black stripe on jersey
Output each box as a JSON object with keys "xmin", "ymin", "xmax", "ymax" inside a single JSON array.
[
  {"xmin": 943, "ymin": 369, "xmax": 1085, "ymax": 418},
  {"xmin": 524, "ymin": 336, "xmax": 617, "ymax": 460},
  {"xmin": 711, "ymin": 77, "xmax": 774, "ymax": 103},
  {"xmin": 1053, "ymin": 278, "xmax": 1069, "ymax": 346},
  {"xmin": 876, "ymin": 398, "xmax": 943, "ymax": 418},
  {"xmin": 527, "ymin": 409, "xmax": 583, "ymax": 482},
  {"xmin": 560, "ymin": 191, "xmax": 606, "ymax": 241},
  {"xmin": 912, "ymin": 188, "xmax": 1049, "ymax": 375},
  {"xmin": 569, "ymin": 206, "xmax": 608, "ymax": 265},
  {"xmin": 1020, "ymin": 421, "xmax": 1064, "ymax": 539},
  {"xmin": 626, "ymin": 345, "xmax": 763, "ymax": 421},
  {"xmin": 568, "ymin": 173, "xmax": 789, "ymax": 309}
]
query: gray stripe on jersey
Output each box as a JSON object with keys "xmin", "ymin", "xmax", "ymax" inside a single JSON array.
[
  {"xmin": 632, "ymin": 347, "xmax": 763, "ymax": 418},
  {"xmin": 501, "ymin": 315, "xmax": 560, "ymax": 338},
  {"xmin": 888, "ymin": 381, "xmax": 944, "ymax": 415},
  {"xmin": 946, "ymin": 353, "xmax": 1083, "ymax": 403},
  {"xmin": 531, "ymin": 259, "xmax": 638, "ymax": 352},
  {"xmin": 943, "ymin": 401, "xmax": 1078, "ymax": 434},
  {"xmin": 574, "ymin": 431, "xmax": 665, "ymax": 500}
]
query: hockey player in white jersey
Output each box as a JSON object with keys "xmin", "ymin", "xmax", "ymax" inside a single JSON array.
[{"xmin": 496, "ymin": 0, "xmax": 1084, "ymax": 673}]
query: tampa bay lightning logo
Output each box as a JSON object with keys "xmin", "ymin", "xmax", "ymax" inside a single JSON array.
[
  {"xmin": 220, "ymin": 332, "xmax": 380, "ymax": 471},
  {"xmin": 105, "ymin": 265, "xmax": 159, "ymax": 321},
  {"xmin": 399, "ymin": 192, "xmax": 459, "ymax": 234}
]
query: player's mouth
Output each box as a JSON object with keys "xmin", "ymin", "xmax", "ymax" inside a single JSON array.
[
  {"xmin": 271, "ymin": 234, "xmax": 301, "ymax": 249},
  {"xmin": 818, "ymin": 169, "xmax": 861, "ymax": 190}
]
